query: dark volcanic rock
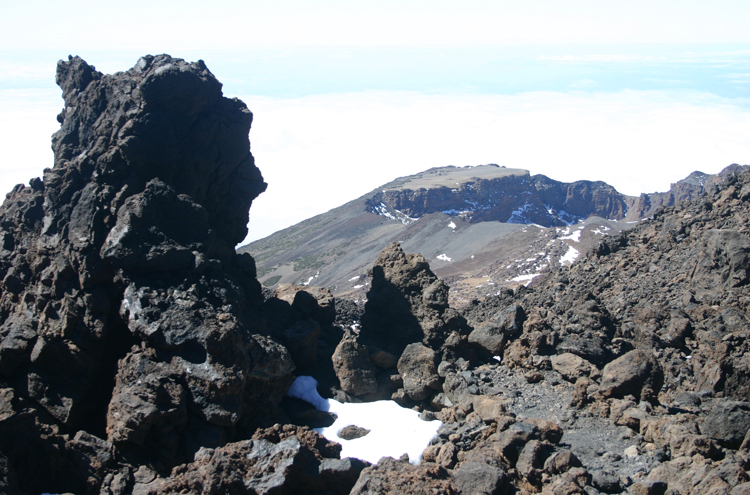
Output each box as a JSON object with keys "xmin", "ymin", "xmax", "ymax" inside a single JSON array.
[
  {"xmin": 452, "ymin": 461, "xmax": 507, "ymax": 495},
  {"xmin": 151, "ymin": 431, "xmax": 363, "ymax": 495},
  {"xmin": 397, "ymin": 342, "xmax": 440, "ymax": 401},
  {"xmin": 468, "ymin": 303, "xmax": 525, "ymax": 357},
  {"xmin": 598, "ymin": 349, "xmax": 664, "ymax": 403},
  {"xmin": 0, "ymin": 55, "xmax": 292, "ymax": 492},
  {"xmin": 359, "ymin": 241, "xmax": 471, "ymax": 357},
  {"xmin": 350, "ymin": 457, "xmax": 457, "ymax": 494},
  {"xmin": 332, "ymin": 330, "xmax": 378, "ymax": 396},
  {"xmin": 701, "ymin": 400, "xmax": 750, "ymax": 449}
]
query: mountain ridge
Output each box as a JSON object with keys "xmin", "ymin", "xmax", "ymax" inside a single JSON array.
[{"xmin": 240, "ymin": 164, "xmax": 741, "ymax": 303}]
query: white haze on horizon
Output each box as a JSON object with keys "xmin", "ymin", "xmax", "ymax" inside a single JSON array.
[
  {"xmin": 242, "ymin": 89, "xmax": 750, "ymax": 244},
  {"xmin": 1, "ymin": 87, "xmax": 749, "ymax": 245}
]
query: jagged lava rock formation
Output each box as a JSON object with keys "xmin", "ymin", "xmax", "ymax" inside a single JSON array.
[{"xmin": 0, "ymin": 55, "xmax": 349, "ymax": 494}]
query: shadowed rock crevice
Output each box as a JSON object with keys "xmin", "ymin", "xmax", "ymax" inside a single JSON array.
[{"xmin": 71, "ymin": 293, "xmax": 137, "ymax": 439}]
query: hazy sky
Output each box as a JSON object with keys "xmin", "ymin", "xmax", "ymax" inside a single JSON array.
[{"xmin": 1, "ymin": 1, "xmax": 750, "ymax": 243}]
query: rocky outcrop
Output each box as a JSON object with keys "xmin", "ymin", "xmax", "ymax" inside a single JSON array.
[
  {"xmin": 359, "ymin": 241, "xmax": 470, "ymax": 357},
  {"xmin": 6, "ymin": 53, "xmax": 750, "ymax": 495},
  {"xmin": 139, "ymin": 425, "xmax": 364, "ymax": 495},
  {"xmin": 0, "ymin": 55, "xmax": 293, "ymax": 493},
  {"xmin": 367, "ymin": 168, "xmax": 631, "ymax": 226},
  {"xmin": 328, "ymin": 242, "xmax": 472, "ymax": 401},
  {"xmin": 627, "ymin": 169, "xmax": 736, "ymax": 220}
]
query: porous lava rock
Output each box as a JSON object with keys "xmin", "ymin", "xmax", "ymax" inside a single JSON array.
[
  {"xmin": 332, "ymin": 330, "xmax": 378, "ymax": 396},
  {"xmin": 359, "ymin": 241, "xmax": 471, "ymax": 357},
  {"xmin": 598, "ymin": 349, "xmax": 664, "ymax": 403},
  {"xmin": 397, "ymin": 342, "xmax": 440, "ymax": 401},
  {"xmin": 350, "ymin": 456, "xmax": 458, "ymax": 494},
  {"xmin": 147, "ymin": 430, "xmax": 364, "ymax": 495},
  {"xmin": 0, "ymin": 55, "xmax": 294, "ymax": 493}
]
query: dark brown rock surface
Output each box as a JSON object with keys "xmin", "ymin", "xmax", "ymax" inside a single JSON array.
[{"xmin": 0, "ymin": 55, "xmax": 291, "ymax": 494}]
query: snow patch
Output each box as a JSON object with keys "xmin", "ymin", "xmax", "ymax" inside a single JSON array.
[
  {"xmin": 448, "ymin": 221, "xmax": 457, "ymax": 230},
  {"xmin": 560, "ymin": 245, "xmax": 580, "ymax": 264},
  {"xmin": 371, "ymin": 202, "xmax": 418, "ymax": 225},
  {"xmin": 437, "ymin": 254, "xmax": 452, "ymax": 262},
  {"xmin": 511, "ymin": 273, "xmax": 541, "ymax": 286},
  {"xmin": 507, "ymin": 202, "xmax": 534, "ymax": 224},
  {"xmin": 286, "ymin": 376, "xmax": 442, "ymax": 465},
  {"xmin": 560, "ymin": 230, "xmax": 582, "ymax": 242}
]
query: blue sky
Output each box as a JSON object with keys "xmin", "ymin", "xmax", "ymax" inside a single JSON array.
[{"xmin": 1, "ymin": 2, "xmax": 750, "ymax": 243}]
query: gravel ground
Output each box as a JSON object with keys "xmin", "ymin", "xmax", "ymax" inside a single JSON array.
[{"xmin": 472, "ymin": 362, "xmax": 666, "ymax": 492}]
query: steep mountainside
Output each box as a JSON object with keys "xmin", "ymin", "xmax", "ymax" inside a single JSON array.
[{"xmin": 240, "ymin": 164, "xmax": 730, "ymax": 304}]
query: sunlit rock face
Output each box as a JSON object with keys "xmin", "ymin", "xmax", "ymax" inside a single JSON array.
[{"xmin": 0, "ymin": 54, "xmax": 292, "ymax": 493}]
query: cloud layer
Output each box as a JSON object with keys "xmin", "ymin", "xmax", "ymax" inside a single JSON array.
[
  {"xmin": 1, "ymin": 85, "xmax": 748, "ymax": 245},
  {"xmin": 242, "ymin": 89, "xmax": 750, "ymax": 243}
]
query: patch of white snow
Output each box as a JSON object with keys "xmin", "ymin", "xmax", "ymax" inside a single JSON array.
[
  {"xmin": 560, "ymin": 230, "xmax": 582, "ymax": 242},
  {"xmin": 511, "ymin": 273, "xmax": 541, "ymax": 286},
  {"xmin": 287, "ymin": 376, "xmax": 442, "ymax": 465},
  {"xmin": 560, "ymin": 245, "xmax": 580, "ymax": 264}
]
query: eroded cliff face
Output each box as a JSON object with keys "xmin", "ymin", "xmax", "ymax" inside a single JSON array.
[
  {"xmin": 0, "ymin": 55, "xmax": 293, "ymax": 493},
  {"xmin": 367, "ymin": 172, "xmax": 630, "ymax": 226},
  {"xmin": 365, "ymin": 165, "xmax": 729, "ymax": 228}
]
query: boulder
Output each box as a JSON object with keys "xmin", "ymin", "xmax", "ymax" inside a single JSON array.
[
  {"xmin": 472, "ymin": 395, "xmax": 507, "ymax": 423},
  {"xmin": 453, "ymin": 461, "xmax": 507, "ymax": 495},
  {"xmin": 274, "ymin": 284, "xmax": 336, "ymax": 326},
  {"xmin": 349, "ymin": 457, "xmax": 457, "ymax": 494},
  {"xmin": 516, "ymin": 440, "xmax": 554, "ymax": 483},
  {"xmin": 544, "ymin": 450, "xmax": 583, "ymax": 475},
  {"xmin": 359, "ymin": 242, "xmax": 470, "ymax": 355},
  {"xmin": 468, "ymin": 304, "xmax": 526, "ymax": 356},
  {"xmin": 332, "ymin": 331, "xmax": 378, "ymax": 396},
  {"xmin": 151, "ymin": 433, "xmax": 364, "ymax": 495},
  {"xmin": 397, "ymin": 343, "xmax": 440, "ymax": 401},
  {"xmin": 281, "ymin": 319, "xmax": 322, "ymax": 370},
  {"xmin": 701, "ymin": 400, "xmax": 750, "ymax": 449},
  {"xmin": 598, "ymin": 349, "xmax": 663, "ymax": 403},
  {"xmin": 551, "ymin": 353, "xmax": 597, "ymax": 382}
]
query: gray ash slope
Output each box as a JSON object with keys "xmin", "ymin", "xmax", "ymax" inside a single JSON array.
[{"xmin": 240, "ymin": 164, "xmax": 725, "ymax": 305}]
